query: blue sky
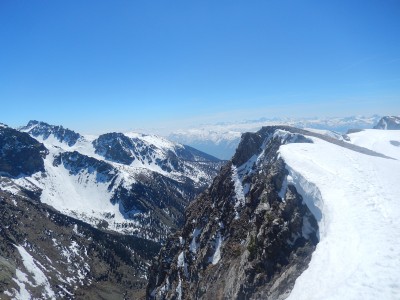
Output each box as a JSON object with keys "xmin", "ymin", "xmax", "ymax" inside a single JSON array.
[{"xmin": 1, "ymin": 0, "xmax": 399, "ymax": 133}]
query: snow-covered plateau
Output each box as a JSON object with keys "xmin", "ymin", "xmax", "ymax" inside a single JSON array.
[{"xmin": 281, "ymin": 129, "xmax": 400, "ymax": 299}]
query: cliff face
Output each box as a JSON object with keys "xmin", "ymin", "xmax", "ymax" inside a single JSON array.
[
  {"xmin": 0, "ymin": 126, "xmax": 48, "ymax": 177},
  {"xmin": 147, "ymin": 126, "xmax": 319, "ymax": 300}
]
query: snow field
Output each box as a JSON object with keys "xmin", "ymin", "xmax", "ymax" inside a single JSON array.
[{"xmin": 280, "ymin": 136, "xmax": 400, "ymax": 300}]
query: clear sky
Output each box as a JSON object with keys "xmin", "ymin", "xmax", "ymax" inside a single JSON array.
[{"xmin": 1, "ymin": 0, "xmax": 399, "ymax": 133}]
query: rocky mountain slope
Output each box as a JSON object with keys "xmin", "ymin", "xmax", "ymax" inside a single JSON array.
[
  {"xmin": 373, "ymin": 115, "xmax": 400, "ymax": 130},
  {"xmin": 0, "ymin": 124, "xmax": 160, "ymax": 298},
  {"xmin": 0, "ymin": 121, "xmax": 224, "ymax": 298},
  {"xmin": 8, "ymin": 121, "xmax": 223, "ymax": 242},
  {"xmin": 147, "ymin": 125, "xmax": 400, "ymax": 299},
  {"xmin": 147, "ymin": 127, "xmax": 321, "ymax": 299},
  {"xmin": 0, "ymin": 190, "xmax": 160, "ymax": 299}
]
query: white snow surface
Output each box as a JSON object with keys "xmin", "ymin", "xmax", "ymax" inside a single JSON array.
[
  {"xmin": 211, "ymin": 232, "xmax": 223, "ymax": 265},
  {"xmin": 231, "ymin": 165, "xmax": 245, "ymax": 208},
  {"xmin": 13, "ymin": 245, "xmax": 56, "ymax": 299},
  {"xmin": 348, "ymin": 129, "xmax": 400, "ymax": 160},
  {"xmin": 11, "ymin": 143, "xmax": 132, "ymax": 233},
  {"xmin": 189, "ymin": 228, "xmax": 201, "ymax": 254},
  {"xmin": 279, "ymin": 133, "xmax": 400, "ymax": 300}
]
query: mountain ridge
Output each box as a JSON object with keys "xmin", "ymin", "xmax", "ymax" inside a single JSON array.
[
  {"xmin": 3, "ymin": 121, "xmax": 224, "ymax": 242},
  {"xmin": 147, "ymin": 124, "xmax": 400, "ymax": 299}
]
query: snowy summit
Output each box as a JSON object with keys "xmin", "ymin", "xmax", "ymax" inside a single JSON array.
[{"xmin": 281, "ymin": 128, "xmax": 400, "ymax": 299}]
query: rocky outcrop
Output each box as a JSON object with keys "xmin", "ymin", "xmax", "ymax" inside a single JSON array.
[
  {"xmin": 0, "ymin": 126, "xmax": 48, "ymax": 177},
  {"xmin": 373, "ymin": 116, "xmax": 400, "ymax": 130},
  {"xmin": 53, "ymin": 151, "xmax": 115, "ymax": 181},
  {"xmin": 20, "ymin": 120, "xmax": 82, "ymax": 146},
  {"xmin": 93, "ymin": 132, "xmax": 221, "ymax": 174},
  {"xmin": 146, "ymin": 126, "xmax": 319, "ymax": 300}
]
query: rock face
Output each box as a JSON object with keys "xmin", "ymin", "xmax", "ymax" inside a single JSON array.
[
  {"xmin": 373, "ymin": 116, "xmax": 400, "ymax": 130},
  {"xmin": 0, "ymin": 126, "xmax": 48, "ymax": 177},
  {"xmin": 0, "ymin": 190, "xmax": 160, "ymax": 299},
  {"xmin": 93, "ymin": 132, "xmax": 220, "ymax": 172},
  {"xmin": 146, "ymin": 126, "xmax": 319, "ymax": 300},
  {"xmin": 20, "ymin": 120, "xmax": 82, "ymax": 146}
]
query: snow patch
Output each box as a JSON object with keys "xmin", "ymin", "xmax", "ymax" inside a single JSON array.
[
  {"xmin": 177, "ymin": 251, "xmax": 188, "ymax": 278},
  {"xmin": 231, "ymin": 165, "xmax": 245, "ymax": 211},
  {"xmin": 175, "ymin": 275, "xmax": 182, "ymax": 300},
  {"xmin": 278, "ymin": 175, "xmax": 288, "ymax": 200},
  {"xmin": 210, "ymin": 232, "xmax": 223, "ymax": 265},
  {"xmin": 189, "ymin": 228, "xmax": 201, "ymax": 254},
  {"xmin": 14, "ymin": 245, "xmax": 56, "ymax": 299}
]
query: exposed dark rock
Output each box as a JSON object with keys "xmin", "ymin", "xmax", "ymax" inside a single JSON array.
[
  {"xmin": 0, "ymin": 126, "xmax": 48, "ymax": 177},
  {"xmin": 93, "ymin": 132, "xmax": 222, "ymax": 174},
  {"xmin": 93, "ymin": 132, "xmax": 137, "ymax": 165},
  {"xmin": 147, "ymin": 126, "xmax": 319, "ymax": 300},
  {"xmin": 0, "ymin": 190, "xmax": 160, "ymax": 299},
  {"xmin": 53, "ymin": 151, "xmax": 116, "ymax": 182},
  {"xmin": 20, "ymin": 120, "xmax": 82, "ymax": 146},
  {"xmin": 347, "ymin": 128, "xmax": 364, "ymax": 134}
]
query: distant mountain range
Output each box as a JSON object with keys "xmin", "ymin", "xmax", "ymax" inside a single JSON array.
[{"xmin": 168, "ymin": 115, "xmax": 382, "ymax": 159}]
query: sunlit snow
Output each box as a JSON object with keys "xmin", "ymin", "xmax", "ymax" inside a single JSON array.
[{"xmin": 280, "ymin": 133, "xmax": 400, "ymax": 299}]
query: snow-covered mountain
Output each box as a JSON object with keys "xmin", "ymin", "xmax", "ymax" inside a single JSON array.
[
  {"xmin": 373, "ymin": 115, "xmax": 400, "ymax": 130},
  {"xmin": 0, "ymin": 120, "xmax": 225, "ymax": 298},
  {"xmin": 3, "ymin": 120, "xmax": 223, "ymax": 242},
  {"xmin": 168, "ymin": 115, "xmax": 381, "ymax": 159},
  {"xmin": 148, "ymin": 125, "xmax": 400, "ymax": 299}
]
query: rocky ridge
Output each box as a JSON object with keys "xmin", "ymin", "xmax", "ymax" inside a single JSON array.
[
  {"xmin": 147, "ymin": 126, "xmax": 321, "ymax": 300},
  {"xmin": 147, "ymin": 123, "xmax": 395, "ymax": 299},
  {"xmin": 0, "ymin": 126, "xmax": 48, "ymax": 177},
  {"xmin": 11, "ymin": 121, "xmax": 224, "ymax": 242}
]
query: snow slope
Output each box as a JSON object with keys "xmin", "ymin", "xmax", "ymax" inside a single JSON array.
[
  {"xmin": 348, "ymin": 129, "xmax": 400, "ymax": 160},
  {"xmin": 279, "ymin": 132, "xmax": 400, "ymax": 299}
]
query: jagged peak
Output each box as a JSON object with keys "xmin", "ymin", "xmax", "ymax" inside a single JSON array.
[
  {"xmin": 20, "ymin": 120, "xmax": 82, "ymax": 147},
  {"xmin": 232, "ymin": 126, "xmax": 313, "ymax": 167}
]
